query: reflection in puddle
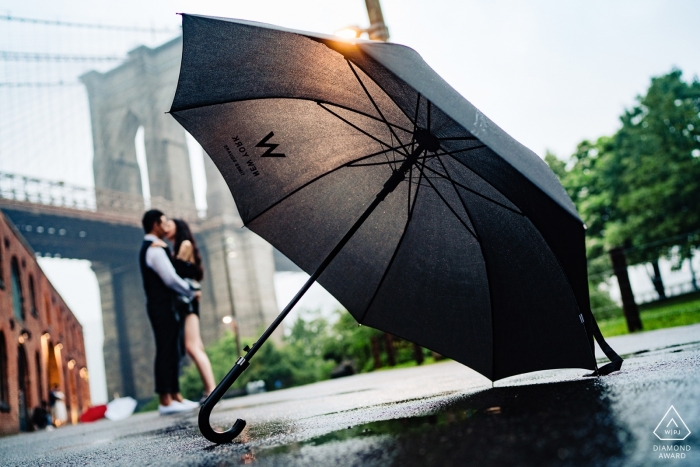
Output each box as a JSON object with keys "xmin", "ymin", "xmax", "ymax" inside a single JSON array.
[{"xmin": 253, "ymin": 379, "xmax": 630, "ymax": 466}]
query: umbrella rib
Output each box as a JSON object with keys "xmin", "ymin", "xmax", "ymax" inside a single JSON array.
[
  {"xmin": 349, "ymin": 160, "xmax": 401, "ymax": 168},
  {"xmin": 414, "ymin": 162, "xmax": 479, "ymax": 241},
  {"xmin": 430, "ymin": 154, "xmax": 499, "ymax": 377},
  {"xmin": 419, "ymin": 161, "xmax": 522, "ymax": 215},
  {"xmin": 242, "ymin": 145, "xmax": 413, "ymax": 228},
  {"xmin": 346, "ymin": 60, "xmax": 409, "ymax": 155},
  {"xmin": 358, "ymin": 164, "xmax": 425, "ymax": 323},
  {"xmin": 407, "ymin": 165, "xmax": 413, "ymax": 217},
  {"xmin": 317, "ymin": 100, "xmax": 414, "ymax": 134},
  {"xmin": 346, "ymin": 143, "xmax": 414, "ymax": 167},
  {"xmin": 411, "ymin": 94, "xmax": 421, "ymax": 153},
  {"xmin": 427, "ymin": 101, "xmax": 431, "ymax": 132},
  {"xmin": 317, "ymin": 102, "xmax": 401, "ymax": 152},
  {"xmin": 441, "ymin": 154, "xmax": 523, "ymax": 214},
  {"xmin": 347, "ymin": 153, "xmax": 439, "ymax": 168},
  {"xmin": 436, "ymin": 145, "xmax": 487, "ymax": 157},
  {"xmin": 382, "ymin": 142, "xmax": 394, "ymax": 169},
  {"xmin": 439, "ymin": 136, "xmax": 479, "ymax": 141},
  {"xmin": 434, "ymin": 154, "xmax": 480, "ymax": 232}
]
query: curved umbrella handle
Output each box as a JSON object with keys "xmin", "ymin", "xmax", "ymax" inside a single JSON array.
[{"xmin": 198, "ymin": 356, "xmax": 249, "ymax": 443}]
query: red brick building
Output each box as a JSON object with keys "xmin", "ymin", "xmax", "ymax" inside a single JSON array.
[{"xmin": 0, "ymin": 212, "xmax": 91, "ymax": 436}]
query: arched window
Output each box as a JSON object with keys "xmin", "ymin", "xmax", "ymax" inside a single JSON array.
[
  {"xmin": 11, "ymin": 257, "xmax": 24, "ymax": 321},
  {"xmin": 0, "ymin": 332, "xmax": 8, "ymax": 412},
  {"xmin": 29, "ymin": 275, "xmax": 38, "ymax": 318}
]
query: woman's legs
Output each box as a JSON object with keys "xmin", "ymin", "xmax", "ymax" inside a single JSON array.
[{"xmin": 184, "ymin": 313, "xmax": 217, "ymax": 395}]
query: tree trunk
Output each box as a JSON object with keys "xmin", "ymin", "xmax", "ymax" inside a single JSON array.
[
  {"xmin": 610, "ymin": 247, "xmax": 643, "ymax": 332},
  {"xmin": 371, "ymin": 337, "xmax": 382, "ymax": 369},
  {"xmin": 650, "ymin": 260, "xmax": 667, "ymax": 299},
  {"xmin": 689, "ymin": 257, "xmax": 698, "ymax": 291},
  {"xmin": 413, "ymin": 342, "xmax": 424, "ymax": 365}
]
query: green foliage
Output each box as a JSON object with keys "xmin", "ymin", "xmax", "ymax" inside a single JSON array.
[
  {"xmin": 547, "ymin": 69, "xmax": 700, "ymax": 278},
  {"xmin": 320, "ymin": 311, "xmax": 384, "ymax": 371},
  {"xmin": 588, "ymin": 282, "xmax": 622, "ymax": 321},
  {"xmin": 180, "ymin": 323, "xmax": 334, "ymax": 399},
  {"xmin": 608, "ymin": 69, "xmax": 700, "ymax": 266},
  {"xmin": 180, "ymin": 309, "xmax": 427, "ymax": 400},
  {"xmin": 597, "ymin": 294, "xmax": 700, "ymax": 338}
]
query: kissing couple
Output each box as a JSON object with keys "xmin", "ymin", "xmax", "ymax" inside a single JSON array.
[{"xmin": 139, "ymin": 209, "xmax": 217, "ymax": 415}]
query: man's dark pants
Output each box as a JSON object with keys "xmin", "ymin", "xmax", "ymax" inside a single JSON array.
[{"xmin": 147, "ymin": 300, "xmax": 181, "ymax": 394}]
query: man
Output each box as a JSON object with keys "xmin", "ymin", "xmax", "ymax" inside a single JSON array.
[{"xmin": 140, "ymin": 209, "xmax": 200, "ymax": 414}]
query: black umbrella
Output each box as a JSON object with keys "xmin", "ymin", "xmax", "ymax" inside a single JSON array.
[{"xmin": 169, "ymin": 14, "xmax": 622, "ymax": 443}]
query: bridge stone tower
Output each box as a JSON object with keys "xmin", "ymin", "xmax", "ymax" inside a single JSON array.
[{"xmin": 80, "ymin": 37, "xmax": 280, "ymax": 402}]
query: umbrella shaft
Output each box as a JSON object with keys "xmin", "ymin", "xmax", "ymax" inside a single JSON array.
[{"xmin": 244, "ymin": 144, "xmax": 425, "ymax": 360}]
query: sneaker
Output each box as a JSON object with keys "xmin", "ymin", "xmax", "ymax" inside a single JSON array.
[
  {"xmin": 179, "ymin": 398, "xmax": 199, "ymax": 409},
  {"xmin": 158, "ymin": 400, "xmax": 194, "ymax": 415}
]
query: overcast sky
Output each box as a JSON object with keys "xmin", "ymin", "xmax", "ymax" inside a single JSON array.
[{"xmin": 1, "ymin": 0, "xmax": 698, "ymax": 404}]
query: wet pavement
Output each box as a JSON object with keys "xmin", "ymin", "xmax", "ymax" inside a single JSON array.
[{"xmin": 2, "ymin": 324, "xmax": 699, "ymax": 466}]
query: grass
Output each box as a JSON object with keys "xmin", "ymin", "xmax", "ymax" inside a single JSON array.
[{"xmin": 598, "ymin": 291, "xmax": 700, "ymax": 338}]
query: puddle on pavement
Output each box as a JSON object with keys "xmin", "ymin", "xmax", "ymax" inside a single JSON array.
[{"xmin": 248, "ymin": 378, "xmax": 631, "ymax": 467}]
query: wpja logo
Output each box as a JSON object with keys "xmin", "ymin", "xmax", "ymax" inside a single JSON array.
[{"xmin": 653, "ymin": 406, "xmax": 691, "ymax": 460}]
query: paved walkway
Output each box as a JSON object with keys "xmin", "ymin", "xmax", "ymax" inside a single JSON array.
[
  {"xmin": 1, "ymin": 324, "xmax": 698, "ymax": 466},
  {"xmin": 595, "ymin": 322, "xmax": 700, "ymax": 357}
]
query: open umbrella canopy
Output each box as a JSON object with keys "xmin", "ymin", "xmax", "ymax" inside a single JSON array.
[{"xmin": 171, "ymin": 14, "xmax": 620, "ymax": 390}]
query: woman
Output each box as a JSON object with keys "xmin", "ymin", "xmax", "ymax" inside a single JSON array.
[
  {"xmin": 164, "ymin": 219, "xmax": 216, "ymax": 398},
  {"xmin": 50, "ymin": 386, "xmax": 67, "ymax": 427}
]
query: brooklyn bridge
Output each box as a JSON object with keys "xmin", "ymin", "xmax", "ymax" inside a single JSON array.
[{"xmin": 0, "ymin": 36, "xmax": 296, "ymax": 403}]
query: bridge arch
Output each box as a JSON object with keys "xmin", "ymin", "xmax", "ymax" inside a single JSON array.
[{"xmin": 0, "ymin": 37, "xmax": 283, "ymax": 403}]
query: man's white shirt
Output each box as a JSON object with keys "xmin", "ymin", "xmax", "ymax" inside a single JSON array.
[{"xmin": 144, "ymin": 234, "xmax": 194, "ymax": 299}]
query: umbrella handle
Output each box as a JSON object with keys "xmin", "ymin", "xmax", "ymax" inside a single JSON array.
[{"xmin": 198, "ymin": 356, "xmax": 250, "ymax": 444}]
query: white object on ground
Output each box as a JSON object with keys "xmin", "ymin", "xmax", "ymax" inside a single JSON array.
[
  {"xmin": 179, "ymin": 399, "xmax": 199, "ymax": 409},
  {"xmin": 158, "ymin": 400, "xmax": 195, "ymax": 415},
  {"xmin": 246, "ymin": 380, "xmax": 266, "ymax": 394},
  {"xmin": 105, "ymin": 397, "xmax": 138, "ymax": 421}
]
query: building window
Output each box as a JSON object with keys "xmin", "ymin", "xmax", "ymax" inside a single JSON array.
[
  {"xmin": 0, "ymin": 242, "xmax": 5, "ymax": 290},
  {"xmin": 29, "ymin": 276, "xmax": 38, "ymax": 318},
  {"xmin": 36, "ymin": 351, "xmax": 43, "ymax": 404},
  {"xmin": 0, "ymin": 333, "xmax": 8, "ymax": 412},
  {"xmin": 11, "ymin": 257, "xmax": 25, "ymax": 321},
  {"xmin": 45, "ymin": 294, "xmax": 52, "ymax": 325}
]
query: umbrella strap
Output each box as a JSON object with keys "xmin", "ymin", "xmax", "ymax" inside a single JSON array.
[{"xmin": 583, "ymin": 309, "xmax": 623, "ymax": 376}]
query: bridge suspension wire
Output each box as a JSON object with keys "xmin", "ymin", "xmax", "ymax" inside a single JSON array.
[
  {"xmin": 0, "ymin": 10, "xmax": 181, "ymax": 186},
  {"xmin": 1, "ymin": 51, "xmax": 126, "ymax": 62},
  {"xmin": 0, "ymin": 81, "xmax": 82, "ymax": 88},
  {"xmin": 1, "ymin": 14, "xmax": 179, "ymax": 34}
]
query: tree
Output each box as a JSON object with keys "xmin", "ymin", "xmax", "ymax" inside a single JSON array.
[
  {"xmin": 547, "ymin": 69, "xmax": 700, "ymax": 301},
  {"xmin": 545, "ymin": 140, "xmax": 625, "ymax": 319},
  {"xmin": 606, "ymin": 69, "xmax": 700, "ymax": 294}
]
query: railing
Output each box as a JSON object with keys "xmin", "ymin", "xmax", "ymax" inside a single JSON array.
[
  {"xmin": 0, "ymin": 172, "xmax": 201, "ymax": 222},
  {"xmin": 634, "ymin": 280, "xmax": 698, "ymax": 305}
]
